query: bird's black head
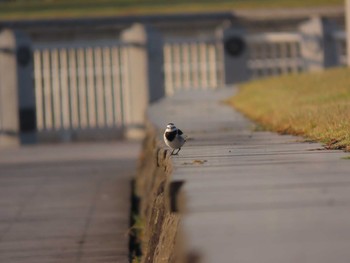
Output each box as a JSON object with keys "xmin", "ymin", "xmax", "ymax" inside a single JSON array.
[{"xmin": 166, "ymin": 123, "xmax": 177, "ymax": 132}]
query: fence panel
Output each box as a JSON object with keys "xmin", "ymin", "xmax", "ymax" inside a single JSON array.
[
  {"xmin": 246, "ymin": 32, "xmax": 304, "ymax": 78},
  {"xmin": 33, "ymin": 40, "xmax": 131, "ymax": 139},
  {"xmin": 163, "ymin": 37, "xmax": 222, "ymax": 95}
]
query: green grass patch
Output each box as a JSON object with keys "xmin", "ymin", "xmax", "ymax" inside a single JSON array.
[
  {"xmin": 227, "ymin": 67, "xmax": 350, "ymax": 151},
  {"xmin": 129, "ymin": 213, "xmax": 144, "ymax": 263},
  {"xmin": 0, "ymin": 0, "xmax": 343, "ymax": 20}
]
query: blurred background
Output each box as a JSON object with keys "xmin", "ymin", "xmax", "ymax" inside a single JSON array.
[{"xmin": 0, "ymin": 0, "xmax": 346, "ymax": 145}]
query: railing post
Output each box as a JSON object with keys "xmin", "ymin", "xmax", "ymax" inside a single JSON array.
[
  {"xmin": 0, "ymin": 29, "xmax": 36, "ymax": 147},
  {"xmin": 299, "ymin": 16, "xmax": 339, "ymax": 71},
  {"xmin": 346, "ymin": 0, "xmax": 350, "ymax": 67},
  {"xmin": 216, "ymin": 22, "xmax": 250, "ymax": 86},
  {"xmin": 121, "ymin": 23, "xmax": 164, "ymax": 138}
]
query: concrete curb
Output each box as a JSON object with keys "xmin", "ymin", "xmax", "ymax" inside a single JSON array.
[{"xmin": 135, "ymin": 118, "xmax": 184, "ymax": 263}]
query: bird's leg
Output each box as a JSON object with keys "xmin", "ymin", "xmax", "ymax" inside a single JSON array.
[
  {"xmin": 171, "ymin": 149, "xmax": 175, "ymax": 155},
  {"xmin": 174, "ymin": 148, "xmax": 181, "ymax": 155}
]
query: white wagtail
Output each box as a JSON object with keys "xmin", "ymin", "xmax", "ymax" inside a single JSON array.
[{"xmin": 163, "ymin": 123, "xmax": 186, "ymax": 155}]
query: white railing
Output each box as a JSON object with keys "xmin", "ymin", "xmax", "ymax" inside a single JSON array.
[
  {"xmin": 163, "ymin": 37, "xmax": 223, "ymax": 95},
  {"xmin": 163, "ymin": 33, "xmax": 305, "ymax": 94},
  {"xmin": 33, "ymin": 40, "xmax": 131, "ymax": 134},
  {"xmin": 246, "ymin": 32, "xmax": 304, "ymax": 78},
  {"xmin": 33, "ymin": 30, "xmax": 348, "ymax": 135}
]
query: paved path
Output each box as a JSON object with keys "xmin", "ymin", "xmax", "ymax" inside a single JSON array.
[
  {"xmin": 0, "ymin": 141, "xmax": 139, "ymax": 263},
  {"xmin": 148, "ymin": 88, "xmax": 350, "ymax": 263}
]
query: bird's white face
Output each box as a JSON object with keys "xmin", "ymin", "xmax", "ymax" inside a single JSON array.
[{"xmin": 165, "ymin": 123, "xmax": 177, "ymax": 132}]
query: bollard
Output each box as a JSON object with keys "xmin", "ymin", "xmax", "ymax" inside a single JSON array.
[{"xmin": 0, "ymin": 29, "xmax": 36, "ymax": 146}]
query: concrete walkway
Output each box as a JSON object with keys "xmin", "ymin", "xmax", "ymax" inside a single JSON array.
[
  {"xmin": 0, "ymin": 141, "xmax": 139, "ymax": 263},
  {"xmin": 148, "ymin": 88, "xmax": 350, "ymax": 263}
]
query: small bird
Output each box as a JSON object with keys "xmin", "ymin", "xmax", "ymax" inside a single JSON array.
[{"xmin": 163, "ymin": 123, "xmax": 186, "ymax": 155}]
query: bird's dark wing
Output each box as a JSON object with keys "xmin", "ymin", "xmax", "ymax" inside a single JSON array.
[{"xmin": 177, "ymin": 129, "xmax": 183, "ymax": 135}]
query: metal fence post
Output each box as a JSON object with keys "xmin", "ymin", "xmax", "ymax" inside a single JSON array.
[
  {"xmin": 216, "ymin": 22, "xmax": 250, "ymax": 86},
  {"xmin": 121, "ymin": 23, "xmax": 164, "ymax": 139},
  {"xmin": 299, "ymin": 16, "xmax": 339, "ymax": 71},
  {"xmin": 0, "ymin": 29, "xmax": 36, "ymax": 146}
]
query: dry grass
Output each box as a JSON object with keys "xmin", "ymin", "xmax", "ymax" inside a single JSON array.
[
  {"xmin": 228, "ymin": 67, "xmax": 350, "ymax": 151},
  {"xmin": 0, "ymin": 0, "xmax": 343, "ymax": 20}
]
